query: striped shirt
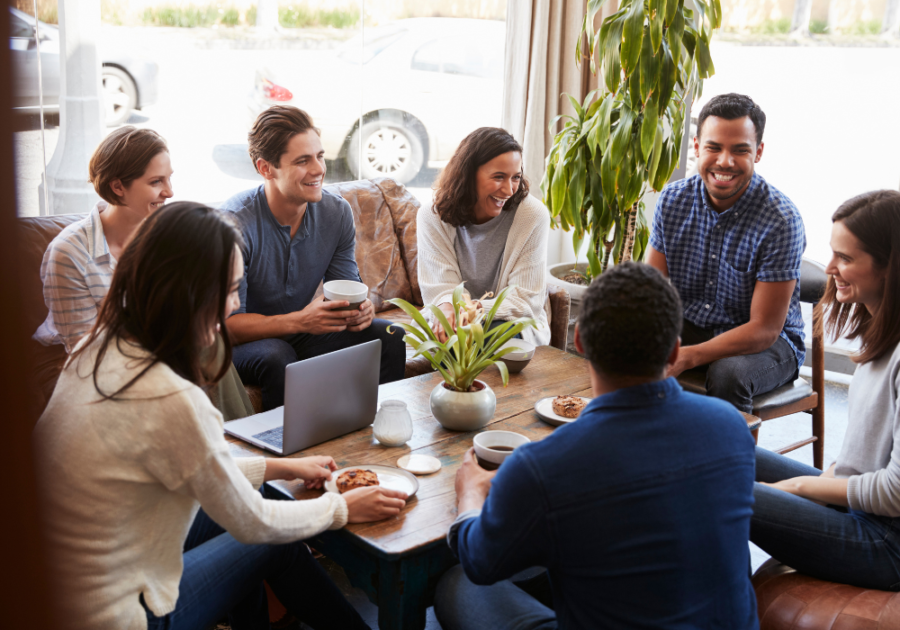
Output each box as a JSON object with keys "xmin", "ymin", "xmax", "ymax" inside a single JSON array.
[
  {"xmin": 649, "ymin": 173, "xmax": 806, "ymax": 369},
  {"xmin": 33, "ymin": 202, "xmax": 117, "ymax": 351}
]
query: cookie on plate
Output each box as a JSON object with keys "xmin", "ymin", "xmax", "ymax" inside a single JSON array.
[
  {"xmin": 337, "ymin": 469, "xmax": 380, "ymax": 493},
  {"xmin": 552, "ymin": 395, "xmax": 586, "ymax": 419}
]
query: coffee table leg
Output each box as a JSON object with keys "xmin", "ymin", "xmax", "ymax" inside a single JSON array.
[{"xmin": 376, "ymin": 556, "xmax": 430, "ymax": 630}]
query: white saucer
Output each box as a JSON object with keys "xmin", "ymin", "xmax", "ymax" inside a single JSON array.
[
  {"xmin": 534, "ymin": 396, "xmax": 592, "ymax": 427},
  {"xmin": 324, "ymin": 464, "xmax": 419, "ymax": 497},
  {"xmin": 397, "ymin": 454, "xmax": 442, "ymax": 475}
]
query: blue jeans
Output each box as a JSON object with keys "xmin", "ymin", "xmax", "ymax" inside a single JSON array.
[
  {"xmin": 233, "ymin": 318, "xmax": 406, "ymax": 411},
  {"xmin": 435, "ymin": 565, "xmax": 556, "ymax": 630},
  {"xmin": 751, "ymin": 447, "xmax": 900, "ymax": 590},
  {"xmin": 682, "ymin": 320, "xmax": 798, "ymax": 413},
  {"xmin": 144, "ymin": 506, "xmax": 369, "ymax": 630}
]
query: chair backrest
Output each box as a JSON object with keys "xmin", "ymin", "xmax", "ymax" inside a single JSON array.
[{"xmin": 800, "ymin": 258, "xmax": 827, "ymax": 305}]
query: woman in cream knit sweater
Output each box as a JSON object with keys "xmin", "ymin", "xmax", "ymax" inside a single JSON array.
[
  {"xmin": 418, "ymin": 127, "xmax": 551, "ymax": 347},
  {"xmin": 34, "ymin": 203, "xmax": 406, "ymax": 630}
]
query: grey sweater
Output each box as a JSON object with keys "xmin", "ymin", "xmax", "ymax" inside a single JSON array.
[{"xmin": 837, "ymin": 341, "xmax": 900, "ymax": 516}]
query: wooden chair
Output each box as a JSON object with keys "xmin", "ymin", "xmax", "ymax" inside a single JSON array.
[{"xmin": 678, "ymin": 259, "xmax": 828, "ymax": 469}]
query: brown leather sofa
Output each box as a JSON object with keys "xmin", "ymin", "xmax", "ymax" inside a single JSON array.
[
  {"xmin": 19, "ymin": 178, "xmax": 570, "ymax": 415},
  {"xmin": 753, "ymin": 559, "xmax": 900, "ymax": 628}
]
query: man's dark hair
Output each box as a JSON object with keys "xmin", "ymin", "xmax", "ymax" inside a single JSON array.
[
  {"xmin": 248, "ymin": 105, "xmax": 321, "ymax": 173},
  {"xmin": 697, "ymin": 93, "xmax": 766, "ymax": 146},
  {"xmin": 578, "ymin": 262, "xmax": 683, "ymax": 378}
]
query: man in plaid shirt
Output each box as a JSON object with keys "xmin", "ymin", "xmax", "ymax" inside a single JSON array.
[{"xmin": 647, "ymin": 93, "xmax": 806, "ymax": 413}]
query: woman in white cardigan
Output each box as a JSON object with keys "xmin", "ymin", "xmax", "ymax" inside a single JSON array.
[
  {"xmin": 418, "ymin": 127, "xmax": 551, "ymax": 347},
  {"xmin": 34, "ymin": 202, "xmax": 406, "ymax": 630}
]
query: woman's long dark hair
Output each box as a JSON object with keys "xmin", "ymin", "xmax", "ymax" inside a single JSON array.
[
  {"xmin": 432, "ymin": 127, "xmax": 529, "ymax": 227},
  {"xmin": 71, "ymin": 202, "xmax": 244, "ymax": 399},
  {"xmin": 821, "ymin": 190, "xmax": 900, "ymax": 364}
]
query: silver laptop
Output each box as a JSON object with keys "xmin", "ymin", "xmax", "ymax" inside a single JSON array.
[{"xmin": 225, "ymin": 340, "xmax": 381, "ymax": 455}]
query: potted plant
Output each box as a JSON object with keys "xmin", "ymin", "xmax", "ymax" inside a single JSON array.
[
  {"xmin": 387, "ymin": 284, "xmax": 538, "ymax": 431},
  {"xmin": 543, "ymin": 0, "xmax": 722, "ymax": 285}
]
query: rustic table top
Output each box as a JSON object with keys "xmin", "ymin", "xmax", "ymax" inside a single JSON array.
[
  {"xmin": 225, "ymin": 345, "xmax": 593, "ymax": 558},
  {"xmin": 225, "ymin": 346, "xmax": 760, "ymax": 559}
]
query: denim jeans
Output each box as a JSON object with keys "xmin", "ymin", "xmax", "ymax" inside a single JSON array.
[
  {"xmin": 233, "ymin": 318, "xmax": 406, "ymax": 411},
  {"xmin": 435, "ymin": 565, "xmax": 556, "ymax": 630},
  {"xmin": 682, "ymin": 319, "xmax": 798, "ymax": 413},
  {"xmin": 751, "ymin": 447, "xmax": 900, "ymax": 590},
  {"xmin": 143, "ymin": 505, "xmax": 369, "ymax": 630}
]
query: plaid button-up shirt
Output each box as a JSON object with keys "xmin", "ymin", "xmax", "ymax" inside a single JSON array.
[{"xmin": 650, "ymin": 173, "xmax": 806, "ymax": 369}]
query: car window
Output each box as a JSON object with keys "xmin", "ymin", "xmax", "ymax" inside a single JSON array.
[
  {"xmin": 338, "ymin": 26, "xmax": 407, "ymax": 65},
  {"xmin": 10, "ymin": 14, "xmax": 34, "ymax": 38},
  {"xmin": 411, "ymin": 37, "xmax": 502, "ymax": 79}
]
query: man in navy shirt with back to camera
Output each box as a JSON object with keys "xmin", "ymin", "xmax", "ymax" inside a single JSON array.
[
  {"xmin": 647, "ymin": 93, "xmax": 806, "ymax": 413},
  {"xmin": 221, "ymin": 106, "xmax": 406, "ymax": 411},
  {"xmin": 435, "ymin": 262, "xmax": 758, "ymax": 630}
]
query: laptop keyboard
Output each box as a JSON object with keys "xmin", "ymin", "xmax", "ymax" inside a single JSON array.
[{"xmin": 253, "ymin": 426, "xmax": 284, "ymax": 449}]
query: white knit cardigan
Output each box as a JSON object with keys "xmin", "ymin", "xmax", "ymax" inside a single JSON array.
[
  {"xmin": 417, "ymin": 194, "xmax": 551, "ymax": 347},
  {"xmin": 33, "ymin": 335, "xmax": 349, "ymax": 630}
]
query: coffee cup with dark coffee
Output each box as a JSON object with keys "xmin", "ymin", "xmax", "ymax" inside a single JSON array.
[
  {"xmin": 323, "ymin": 280, "xmax": 368, "ymax": 312},
  {"xmin": 473, "ymin": 431, "xmax": 531, "ymax": 470}
]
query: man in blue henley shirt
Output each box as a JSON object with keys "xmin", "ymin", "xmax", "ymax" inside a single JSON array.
[
  {"xmin": 435, "ymin": 262, "xmax": 758, "ymax": 630},
  {"xmin": 222, "ymin": 106, "xmax": 405, "ymax": 410}
]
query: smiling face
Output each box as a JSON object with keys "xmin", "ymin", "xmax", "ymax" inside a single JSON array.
[
  {"xmin": 113, "ymin": 151, "xmax": 174, "ymax": 216},
  {"xmin": 694, "ymin": 116, "xmax": 763, "ymax": 213},
  {"xmin": 260, "ymin": 130, "xmax": 326, "ymax": 207},
  {"xmin": 472, "ymin": 151, "xmax": 523, "ymax": 225},
  {"xmin": 825, "ymin": 220, "xmax": 887, "ymax": 315}
]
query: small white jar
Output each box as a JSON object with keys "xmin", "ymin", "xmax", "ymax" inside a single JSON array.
[{"xmin": 373, "ymin": 400, "xmax": 413, "ymax": 447}]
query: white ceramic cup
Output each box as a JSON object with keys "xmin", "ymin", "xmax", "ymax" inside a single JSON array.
[
  {"xmin": 473, "ymin": 430, "xmax": 531, "ymax": 470},
  {"xmin": 323, "ymin": 280, "xmax": 368, "ymax": 311}
]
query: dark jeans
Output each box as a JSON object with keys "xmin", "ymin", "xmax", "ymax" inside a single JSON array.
[
  {"xmin": 751, "ymin": 447, "xmax": 900, "ymax": 590},
  {"xmin": 682, "ymin": 319, "xmax": 798, "ymax": 413},
  {"xmin": 435, "ymin": 565, "xmax": 556, "ymax": 630},
  {"xmin": 143, "ymin": 506, "xmax": 369, "ymax": 630},
  {"xmin": 233, "ymin": 318, "xmax": 406, "ymax": 411}
]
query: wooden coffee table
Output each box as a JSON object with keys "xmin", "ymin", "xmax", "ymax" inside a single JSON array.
[{"xmin": 226, "ymin": 346, "xmax": 758, "ymax": 630}]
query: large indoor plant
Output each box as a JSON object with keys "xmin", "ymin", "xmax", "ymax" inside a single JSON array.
[
  {"xmin": 543, "ymin": 0, "xmax": 722, "ymax": 281},
  {"xmin": 387, "ymin": 284, "xmax": 538, "ymax": 431}
]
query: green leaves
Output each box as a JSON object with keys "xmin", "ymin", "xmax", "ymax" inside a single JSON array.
[
  {"xmin": 543, "ymin": 0, "xmax": 719, "ymax": 280},
  {"xmin": 620, "ymin": 0, "xmax": 645, "ymax": 77}
]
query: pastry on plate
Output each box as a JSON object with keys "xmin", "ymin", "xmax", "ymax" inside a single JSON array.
[
  {"xmin": 337, "ymin": 469, "xmax": 380, "ymax": 493},
  {"xmin": 552, "ymin": 395, "xmax": 586, "ymax": 419}
]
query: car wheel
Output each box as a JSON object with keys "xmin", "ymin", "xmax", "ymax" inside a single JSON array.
[
  {"xmin": 102, "ymin": 66, "xmax": 137, "ymax": 127},
  {"xmin": 346, "ymin": 118, "xmax": 425, "ymax": 185}
]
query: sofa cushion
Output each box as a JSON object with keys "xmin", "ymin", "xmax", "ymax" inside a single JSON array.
[{"xmin": 324, "ymin": 178, "xmax": 422, "ymax": 312}]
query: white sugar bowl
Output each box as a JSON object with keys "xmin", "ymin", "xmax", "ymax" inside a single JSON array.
[{"xmin": 373, "ymin": 400, "xmax": 414, "ymax": 447}]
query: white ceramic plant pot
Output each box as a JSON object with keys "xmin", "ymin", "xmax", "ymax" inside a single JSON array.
[
  {"xmin": 430, "ymin": 380, "xmax": 496, "ymax": 432},
  {"xmin": 547, "ymin": 262, "xmax": 590, "ymax": 321}
]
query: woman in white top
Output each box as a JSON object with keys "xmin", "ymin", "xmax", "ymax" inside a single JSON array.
[
  {"xmin": 418, "ymin": 127, "xmax": 550, "ymax": 347},
  {"xmin": 33, "ymin": 202, "xmax": 407, "ymax": 630},
  {"xmin": 34, "ymin": 126, "xmax": 252, "ymax": 420},
  {"xmin": 751, "ymin": 190, "xmax": 900, "ymax": 589}
]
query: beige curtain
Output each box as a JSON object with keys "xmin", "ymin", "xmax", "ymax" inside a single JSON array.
[{"xmin": 502, "ymin": 0, "xmax": 618, "ymax": 263}]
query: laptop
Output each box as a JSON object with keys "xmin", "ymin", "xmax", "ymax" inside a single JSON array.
[{"xmin": 225, "ymin": 340, "xmax": 381, "ymax": 455}]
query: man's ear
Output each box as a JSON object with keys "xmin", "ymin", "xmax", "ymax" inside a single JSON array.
[
  {"xmin": 667, "ymin": 338, "xmax": 681, "ymax": 369},
  {"xmin": 574, "ymin": 323, "xmax": 584, "ymax": 355},
  {"xmin": 755, "ymin": 141, "xmax": 764, "ymax": 163},
  {"xmin": 693, "ymin": 135, "xmax": 700, "ymax": 158},
  {"xmin": 256, "ymin": 158, "xmax": 275, "ymax": 180}
]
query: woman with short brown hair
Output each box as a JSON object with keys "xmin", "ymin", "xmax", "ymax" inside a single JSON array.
[
  {"xmin": 751, "ymin": 190, "xmax": 900, "ymax": 589},
  {"xmin": 34, "ymin": 127, "xmax": 253, "ymax": 420},
  {"xmin": 418, "ymin": 127, "xmax": 551, "ymax": 346}
]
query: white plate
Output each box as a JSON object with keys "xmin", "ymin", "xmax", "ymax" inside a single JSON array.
[
  {"xmin": 534, "ymin": 396, "xmax": 592, "ymax": 427},
  {"xmin": 324, "ymin": 464, "xmax": 420, "ymax": 498}
]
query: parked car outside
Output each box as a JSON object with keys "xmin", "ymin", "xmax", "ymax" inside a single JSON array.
[
  {"xmin": 9, "ymin": 7, "xmax": 159, "ymax": 127},
  {"xmin": 248, "ymin": 18, "xmax": 505, "ymax": 184}
]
